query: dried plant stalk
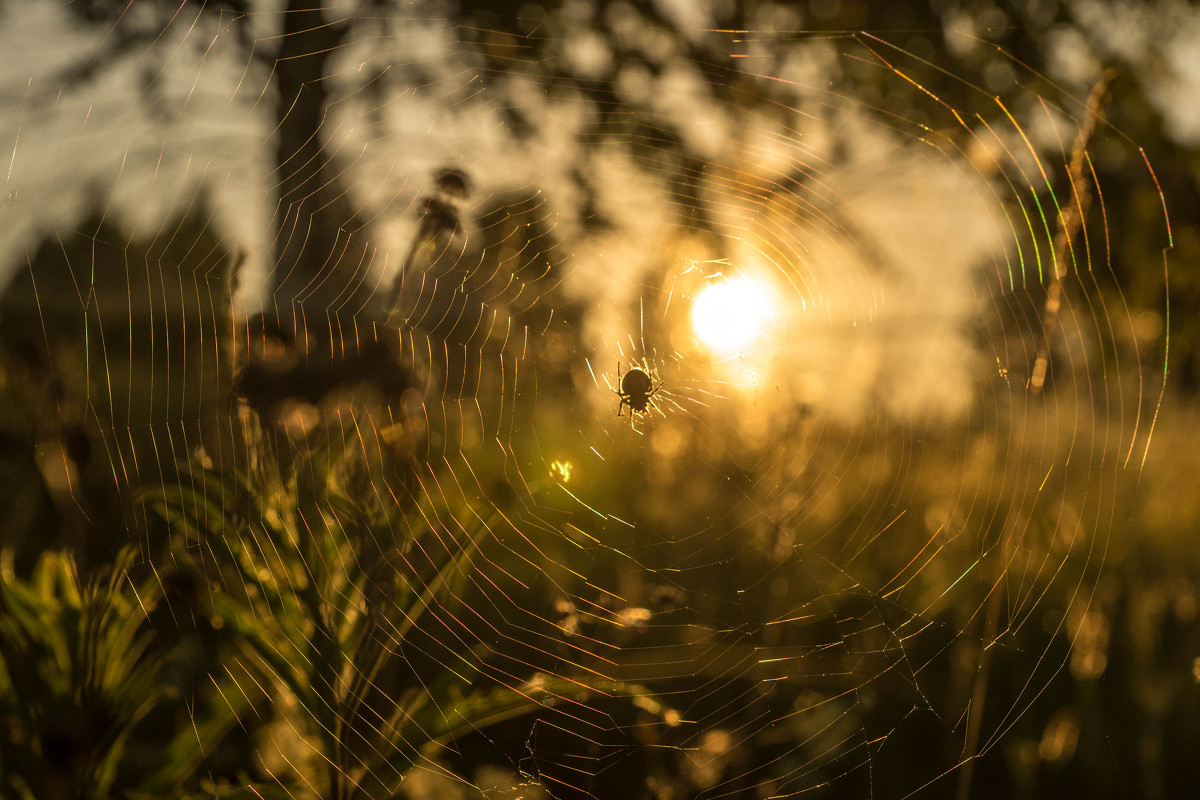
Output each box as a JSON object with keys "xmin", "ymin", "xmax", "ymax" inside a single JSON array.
[{"xmin": 1030, "ymin": 70, "xmax": 1116, "ymax": 392}]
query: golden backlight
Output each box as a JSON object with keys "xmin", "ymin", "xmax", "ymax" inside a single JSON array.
[{"xmin": 691, "ymin": 278, "xmax": 772, "ymax": 352}]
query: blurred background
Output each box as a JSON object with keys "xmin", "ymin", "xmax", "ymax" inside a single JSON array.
[{"xmin": 0, "ymin": 1, "xmax": 1196, "ymax": 798}]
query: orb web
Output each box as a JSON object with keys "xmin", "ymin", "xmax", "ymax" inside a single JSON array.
[{"xmin": 0, "ymin": 2, "xmax": 1174, "ymax": 799}]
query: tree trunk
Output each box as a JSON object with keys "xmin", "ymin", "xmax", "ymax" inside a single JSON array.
[{"xmin": 271, "ymin": 0, "xmax": 371, "ymax": 331}]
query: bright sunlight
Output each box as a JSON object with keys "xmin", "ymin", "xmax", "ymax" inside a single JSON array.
[{"xmin": 691, "ymin": 278, "xmax": 772, "ymax": 351}]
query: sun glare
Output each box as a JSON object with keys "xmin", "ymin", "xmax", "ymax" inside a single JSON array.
[{"xmin": 691, "ymin": 278, "xmax": 772, "ymax": 351}]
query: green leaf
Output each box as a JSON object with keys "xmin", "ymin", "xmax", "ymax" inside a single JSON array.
[{"xmin": 209, "ymin": 591, "xmax": 317, "ymax": 713}]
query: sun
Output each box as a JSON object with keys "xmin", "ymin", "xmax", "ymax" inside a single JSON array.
[{"xmin": 691, "ymin": 278, "xmax": 772, "ymax": 352}]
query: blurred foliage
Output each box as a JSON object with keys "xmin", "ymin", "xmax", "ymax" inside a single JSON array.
[
  {"xmin": 140, "ymin": 418, "xmax": 674, "ymax": 799},
  {"xmin": 0, "ymin": 203, "xmax": 234, "ymax": 567},
  {"xmin": 0, "ymin": 546, "xmax": 252, "ymax": 800}
]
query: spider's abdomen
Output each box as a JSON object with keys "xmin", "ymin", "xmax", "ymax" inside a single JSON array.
[{"xmin": 621, "ymin": 369, "xmax": 652, "ymax": 397}]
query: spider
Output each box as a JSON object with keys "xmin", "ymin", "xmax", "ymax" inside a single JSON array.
[{"xmin": 614, "ymin": 363, "xmax": 662, "ymax": 419}]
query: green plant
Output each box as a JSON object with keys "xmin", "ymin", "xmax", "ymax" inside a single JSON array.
[
  {"xmin": 144, "ymin": 421, "xmax": 673, "ymax": 800},
  {"xmin": 0, "ymin": 546, "xmax": 251, "ymax": 800}
]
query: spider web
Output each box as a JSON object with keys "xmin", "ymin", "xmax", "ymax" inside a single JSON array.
[{"xmin": 0, "ymin": 2, "xmax": 1174, "ymax": 799}]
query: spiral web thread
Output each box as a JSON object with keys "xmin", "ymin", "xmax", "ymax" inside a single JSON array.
[{"xmin": 0, "ymin": 3, "xmax": 1172, "ymax": 799}]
